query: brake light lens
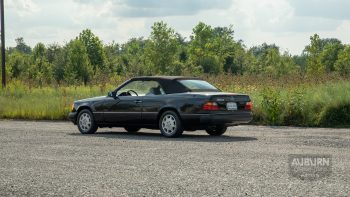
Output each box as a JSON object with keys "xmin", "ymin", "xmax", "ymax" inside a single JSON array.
[
  {"xmin": 202, "ymin": 102, "xmax": 219, "ymax": 111},
  {"xmin": 245, "ymin": 101, "xmax": 253, "ymax": 110}
]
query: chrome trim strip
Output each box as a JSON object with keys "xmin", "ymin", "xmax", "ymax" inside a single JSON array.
[
  {"xmin": 93, "ymin": 112, "xmax": 139, "ymax": 114},
  {"xmin": 93, "ymin": 112, "xmax": 158, "ymax": 114}
]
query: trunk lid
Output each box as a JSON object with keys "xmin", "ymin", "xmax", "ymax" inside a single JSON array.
[
  {"xmin": 209, "ymin": 93, "xmax": 251, "ymax": 111},
  {"xmin": 188, "ymin": 92, "xmax": 251, "ymax": 112}
]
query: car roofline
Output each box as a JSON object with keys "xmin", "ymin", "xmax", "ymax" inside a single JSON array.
[{"xmin": 131, "ymin": 76, "xmax": 201, "ymax": 81}]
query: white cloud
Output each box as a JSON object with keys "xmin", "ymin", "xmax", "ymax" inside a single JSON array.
[
  {"xmin": 7, "ymin": 0, "xmax": 40, "ymax": 17},
  {"xmin": 4, "ymin": 0, "xmax": 350, "ymax": 55},
  {"xmin": 290, "ymin": 0, "xmax": 350, "ymax": 20},
  {"xmin": 75, "ymin": 0, "xmax": 233, "ymax": 17},
  {"xmin": 5, "ymin": 0, "xmax": 40, "ymax": 17}
]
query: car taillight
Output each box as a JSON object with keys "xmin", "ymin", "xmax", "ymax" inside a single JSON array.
[
  {"xmin": 245, "ymin": 101, "xmax": 253, "ymax": 110},
  {"xmin": 202, "ymin": 102, "xmax": 219, "ymax": 111}
]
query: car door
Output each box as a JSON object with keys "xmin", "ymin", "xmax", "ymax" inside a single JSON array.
[
  {"xmin": 141, "ymin": 80, "xmax": 167, "ymax": 125},
  {"xmin": 103, "ymin": 80, "xmax": 144, "ymax": 124}
]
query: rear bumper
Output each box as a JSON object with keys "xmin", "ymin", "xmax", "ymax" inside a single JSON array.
[
  {"xmin": 68, "ymin": 112, "xmax": 77, "ymax": 124},
  {"xmin": 182, "ymin": 111, "xmax": 253, "ymax": 127}
]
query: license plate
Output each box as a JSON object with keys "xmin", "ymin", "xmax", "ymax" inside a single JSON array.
[{"xmin": 226, "ymin": 102, "xmax": 237, "ymax": 110}]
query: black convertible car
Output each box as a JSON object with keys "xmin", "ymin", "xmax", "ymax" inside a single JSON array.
[{"xmin": 69, "ymin": 76, "xmax": 253, "ymax": 137}]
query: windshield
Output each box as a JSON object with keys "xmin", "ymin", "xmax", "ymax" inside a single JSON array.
[{"xmin": 178, "ymin": 80, "xmax": 220, "ymax": 92}]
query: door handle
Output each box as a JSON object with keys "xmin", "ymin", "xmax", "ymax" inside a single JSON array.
[{"xmin": 134, "ymin": 100, "xmax": 142, "ymax": 104}]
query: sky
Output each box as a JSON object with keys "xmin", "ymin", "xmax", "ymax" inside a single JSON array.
[{"xmin": 5, "ymin": 0, "xmax": 350, "ymax": 55}]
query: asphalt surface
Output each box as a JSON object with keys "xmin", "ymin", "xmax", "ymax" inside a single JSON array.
[{"xmin": 0, "ymin": 120, "xmax": 349, "ymax": 196}]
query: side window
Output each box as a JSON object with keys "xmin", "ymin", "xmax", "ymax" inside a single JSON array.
[
  {"xmin": 144, "ymin": 81, "xmax": 165, "ymax": 96},
  {"xmin": 117, "ymin": 80, "xmax": 165, "ymax": 96},
  {"xmin": 117, "ymin": 81, "xmax": 145, "ymax": 96}
]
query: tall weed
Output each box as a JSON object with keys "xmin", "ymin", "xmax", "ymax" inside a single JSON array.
[{"xmin": 0, "ymin": 74, "xmax": 349, "ymax": 127}]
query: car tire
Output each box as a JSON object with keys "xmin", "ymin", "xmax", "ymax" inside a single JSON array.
[
  {"xmin": 124, "ymin": 126, "xmax": 141, "ymax": 133},
  {"xmin": 206, "ymin": 125, "xmax": 227, "ymax": 136},
  {"xmin": 159, "ymin": 111, "xmax": 183, "ymax": 138},
  {"xmin": 77, "ymin": 109, "xmax": 98, "ymax": 134}
]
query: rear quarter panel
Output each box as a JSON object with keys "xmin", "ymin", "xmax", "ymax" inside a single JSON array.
[{"xmin": 141, "ymin": 93, "xmax": 209, "ymax": 124}]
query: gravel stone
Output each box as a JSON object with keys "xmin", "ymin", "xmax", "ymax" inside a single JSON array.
[{"xmin": 0, "ymin": 120, "xmax": 349, "ymax": 196}]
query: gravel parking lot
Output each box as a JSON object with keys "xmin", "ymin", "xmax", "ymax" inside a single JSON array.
[{"xmin": 0, "ymin": 120, "xmax": 349, "ymax": 196}]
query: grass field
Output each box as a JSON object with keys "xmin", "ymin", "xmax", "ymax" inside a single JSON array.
[{"xmin": 1, "ymin": 74, "xmax": 349, "ymax": 127}]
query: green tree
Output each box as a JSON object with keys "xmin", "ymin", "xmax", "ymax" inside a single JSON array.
[
  {"xmin": 320, "ymin": 40, "xmax": 344, "ymax": 72},
  {"xmin": 320, "ymin": 38, "xmax": 342, "ymax": 49},
  {"xmin": 248, "ymin": 43, "xmax": 297, "ymax": 76},
  {"xmin": 276, "ymin": 52, "xmax": 298, "ymax": 76},
  {"xmin": 223, "ymin": 41, "xmax": 247, "ymax": 75},
  {"xmin": 46, "ymin": 44, "xmax": 66, "ymax": 83},
  {"xmin": 177, "ymin": 33, "xmax": 189, "ymax": 64},
  {"xmin": 189, "ymin": 22, "xmax": 221, "ymax": 74},
  {"xmin": 249, "ymin": 43, "xmax": 280, "ymax": 74},
  {"xmin": 214, "ymin": 27, "xmax": 248, "ymax": 75},
  {"xmin": 14, "ymin": 37, "xmax": 32, "ymax": 54},
  {"xmin": 78, "ymin": 29, "xmax": 106, "ymax": 73},
  {"xmin": 334, "ymin": 45, "xmax": 350, "ymax": 75},
  {"xmin": 304, "ymin": 34, "xmax": 324, "ymax": 74},
  {"xmin": 65, "ymin": 39, "xmax": 93, "ymax": 85},
  {"xmin": 292, "ymin": 54, "xmax": 307, "ymax": 73},
  {"xmin": 189, "ymin": 23, "xmax": 252, "ymax": 75},
  {"xmin": 27, "ymin": 43, "xmax": 53, "ymax": 85},
  {"xmin": 121, "ymin": 38, "xmax": 148, "ymax": 75},
  {"xmin": 46, "ymin": 44, "xmax": 61, "ymax": 63},
  {"xmin": 145, "ymin": 21, "xmax": 181, "ymax": 75},
  {"xmin": 249, "ymin": 44, "xmax": 271, "ymax": 74},
  {"xmin": 7, "ymin": 51, "xmax": 31, "ymax": 78},
  {"xmin": 104, "ymin": 41, "xmax": 122, "ymax": 74},
  {"xmin": 264, "ymin": 47, "xmax": 281, "ymax": 75},
  {"xmin": 250, "ymin": 43, "xmax": 279, "ymax": 58}
]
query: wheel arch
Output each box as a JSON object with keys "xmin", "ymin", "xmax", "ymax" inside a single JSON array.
[
  {"xmin": 157, "ymin": 107, "xmax": 182, "ymax": 122},
  {"xmin": 75, "ymin": 106, "xmax": 93, "ymax": 121}
]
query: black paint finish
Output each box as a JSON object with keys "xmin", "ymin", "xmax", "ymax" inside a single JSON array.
[{"xmin": 68, "ymin": 76, "xmax": 253, "ymax": 130}]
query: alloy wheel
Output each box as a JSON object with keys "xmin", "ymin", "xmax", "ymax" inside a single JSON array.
[
  {"xmin": 161, "ymin": 114, "xmax": 177, "ymax": 135},
  {"xmin": 79, "ymin": 113, "xmax": 92, "ymax": 132}
]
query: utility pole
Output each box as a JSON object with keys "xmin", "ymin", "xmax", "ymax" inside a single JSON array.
[{"xmin": 1, "ymin": 0, "xmax": 5, "ymax": 88}]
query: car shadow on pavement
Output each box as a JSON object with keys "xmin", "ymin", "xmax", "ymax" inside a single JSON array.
[{"xmin": 68, "ymin": 131, "xmax": 257, "ymax": 142}]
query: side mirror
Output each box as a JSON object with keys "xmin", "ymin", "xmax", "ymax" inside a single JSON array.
[{"xmin": 108, "ymin": 91, "xmax": 116, "ymax": 98}]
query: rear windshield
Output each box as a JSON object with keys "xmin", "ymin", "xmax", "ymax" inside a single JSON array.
[{"xmin": 178, "ymin": 80, "xmax": 220, "ymax": 92}]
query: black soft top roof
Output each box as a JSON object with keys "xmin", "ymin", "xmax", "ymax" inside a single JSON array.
[{"xmin": 132, "ymin": 76, "xmax": 199, "ymax": 81}]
